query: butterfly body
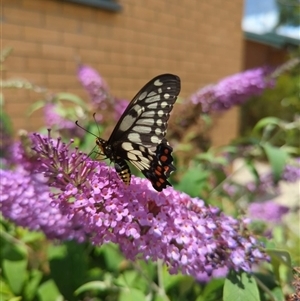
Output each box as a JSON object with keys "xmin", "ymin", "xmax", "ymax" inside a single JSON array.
[{"xmin": 95, "ymin": 74, "xmax": 181, "ymax": 191}]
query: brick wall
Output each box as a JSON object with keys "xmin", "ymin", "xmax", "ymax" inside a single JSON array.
[
  {"xmin": 243, "ymin": 40, "xmax": 287, "ymax": 69},
  {"xmin": 2, "ymin": 0, "xmax": 244, "ymax": 146}
]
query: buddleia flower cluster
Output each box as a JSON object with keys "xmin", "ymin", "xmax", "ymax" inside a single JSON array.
[
  {"xmin": 0, "ymin": 130, "xmax": 268, "ymax": 281},
  {"xmin": 77, "ymin": 64, "xmax": 110, "ymax": 111},
  {"xmin": 190, "ymin": 67, "xmax": 275, "ymax": 113},
  {"xmin": 77, "ymin": 65, "xmax": 129, "ymax": 121}
]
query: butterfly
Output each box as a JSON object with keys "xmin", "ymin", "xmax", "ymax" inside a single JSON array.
[{"xmin": 77, "ymin": 74, "xmax": 180, "ymax": 191}]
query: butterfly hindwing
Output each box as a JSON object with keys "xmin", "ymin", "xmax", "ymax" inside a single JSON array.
[{"xmin": 113, "ymin": 140, "xmax": 175, "ymax": 191}]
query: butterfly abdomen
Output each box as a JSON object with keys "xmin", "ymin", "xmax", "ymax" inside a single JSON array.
[{"xmin": 114, "ymin": 158, "xmax": 131, "ymax": 185}]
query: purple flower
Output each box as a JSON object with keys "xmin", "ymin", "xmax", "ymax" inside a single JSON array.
[
  {"xmin": 190, "ymin": 67, "xmax": 275, "ymax": 113},
  {"xmin": 282, "ymin": 159, "xmax": 300, "ymax": 183},
  {"xmin": 248, "ymin": 200, "xmax": 289, "ymax": 223},
  {"xmin": 77, "ymin": 64, "xmax": 110, "ymax": 112},
  {"xmin": 246, "ymin": 158, "xmax": 300, "ymax": 196},
  {"xmin": 43, "ymin": 103, "xmax": 84, "ymax": 138},
  {"xmin": 246, "ymin": 173, "xmax": 280, "ymax": 196},
  {"xmin": 0, "ymin": 167, "xmax": 87, "ymax": 241},
  {"xmin": 0, "ymin": 131, "xmax": 269, "ymax": 280}
]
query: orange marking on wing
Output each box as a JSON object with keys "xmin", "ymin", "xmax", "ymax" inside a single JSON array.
[
  {"xmin": 159, "ymin": 178, "xmax": 165, "ymax": 183},
  {"xmin": 164, "ymin": 149, "xmax": 170, "ymax": 154},
  {"xmin": 156, "ymin": 181, "xmax": 162, "ymax": 187},
  {"xmin": 160, "ymin": 155, "xmax": 168, "ymax": 162},
  {"xmin": 155, "ymin": 169, "xmax": 162, "ymax": 176}
]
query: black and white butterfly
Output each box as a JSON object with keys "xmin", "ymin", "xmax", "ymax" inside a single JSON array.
[{"xmin": 78, "ymin": 74, "xmax": 180, "ymax": 191}]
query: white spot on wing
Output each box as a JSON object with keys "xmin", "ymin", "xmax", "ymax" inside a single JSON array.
[
  {"xmin": 155, "ymin": 128, "xmax": 162, "ymax": 135},
  {"xmin": 147, "ymin": 102, "xmax": 158, "ymax": 109},
  {"xmin": 138, "ymin": 146, "xmax": 146, "ymax": 152},
  {"xmin": 139, "ymin": 91, "xmax": 148, "ymax": 100},
  {"xmin": 130, "ymin": 150, "xmax": 143, "ymax": 156},
  {"xmin": 147, "ymin": 91, "xmax": 157, "ymax": 97},
  {"xmin": 145, "ymin": 95, "xmax": 160, "ymax": 103},
  {"xmin": 119, "ymin": 115, "xmax": 136, "ymax": 131},
  {"xmin": 164, "ymin": 93, "xmax": 170, "ymax": 99},
  {"xmin": 130, "ymin": 104, "xmax": 143, "ymax": 116},
  {"xmin": 141, "ymin": 111, "xmax": 155, "ymax": 118},
  {"xmin": 150, "ymin": 136, "xmax": 160, "ymax": 144},
  {"xmin": 133, "ymin": 125, "xmax": 151, "ymax": 134},
  {"xmin": 156, "ymin": 119, "xmax": 162, "ymax": 126},
  {"xmin": 136, "ymin": 119, "xmax": 155, "ymax": 126},
  {"xmin": 161, "ymin": 101, "xmax": 168, "ymax": 108},
  {"xmin": 158, "ymin": 88, "xmax": 162, "ymax": 93},
  {"xmin": 154, "ymin": 79, "xmax": 163, "ymax": 86},
  {"xmin": 158, "ymin": 110, "xmax": 164, "ymax": 117},
  {"xmin": 127, "ymin": 153, "xmax": 138, "ymax": 161},
  {"xmin": 122, "ymin": 142, "xmax": 134, "ymax": 151},
  {"xmin": 128, "ymin": 132, "xmax": 141, "ymax": 143}
]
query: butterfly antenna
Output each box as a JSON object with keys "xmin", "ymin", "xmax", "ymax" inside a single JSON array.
[
  {"xmin": 93, "ymin": 113, "xmax": 102, "ymax": 137},
  {"xmin": 75, "ymin": 120, "xmax": 98, "ymax": 138}
]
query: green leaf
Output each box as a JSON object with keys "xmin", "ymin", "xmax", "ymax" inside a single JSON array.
[
  {"xmin": 75, "ymin": 281, "xmax": 112, "ymax": 295},
  {"xmin": 54, "ymin": 93, "xmax": 87, "ymax": 108},
  {"xmin": 116, "ymin": 270, "xmax": 147, "ymax": 292},
  {"xmin": 26, "ymin": 100, "xmax": 46, "ymax": 116},
  {"xmin": 100, "ymin": 243, "xmax": 124, "ymax": 272},
  {"xmin": 3, "ymin": 259, "xmax": 27, "ymax": 295},
  {"xmin": 20, "ymin": 231, "xmax": 44, "ymax": 244},
  {"xmin": 252, "ymin": 117, "xmax": 281, "ymax": 133},
  {"xmin": 261, "ymin": 143, "xmax": 288, "ymax": 182},
  {"xmin": 5, "ymin": 297, "xmax": 22, "ymax": 301},
  {"xmin": 271, "ymin": 286, "xmax": 285, "ymax": 301},
  {"xmin": 245, "ymin": 159, "xmax": 260, "ymax": 185},
  {"xmin": 200, "ymin": 278, "xmax": 224, "ymax": 301},
  {"xmin": 119, "ymin": 288, "xmax": 146, "ymax": 301},
  {"xmin": 223, "ymin": 272, "xmax": 260, "ymax": 301},
  {"xmin": 0, "ymin": 279, "xmax": 15, "ymax": 300},
  {"xmin": 23, "ymin": 269, "xmax": 43, "ymax": 301},
  {"xmin": 47, "ymin": 241, "xmax": 88, "ymax": 301},
  {"xmin": 37, "ymin": 280, "xmax": 62, "ymax": 301},
  {"xmin": 176, "ymin": 166, "xmax": 209, "ymax": 197},
  {"xmin": 267, "ymin": 249, "xmax": 292, "ymax": 283}
]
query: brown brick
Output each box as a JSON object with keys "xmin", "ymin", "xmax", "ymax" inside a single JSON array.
[
  {"xmin": 21, "ymin": 0, "xmax": 61, "ymax": 14},
  {"xmin": 1, "ymin": 23, "xmax": 22, "ymax": 39},
  {"xmin": 62, "ymin": 32, "xmax": 96, "ymax": 48},
  {"xmin": 46, "ymin": 74, "xmax": 78, "ymax": 89},
  {"xmin": 24, "ymin": 26, "xmax": 62, "ymax": 43},
  {"xmin": 41, "ymin": 44, "xmax": 75, "ymax": 60},
  {"xmin": 26, "ymin": 58, "xmax": 66, "ymax": 73},
  {"xmin": 1, "ymin": 39, "xmax": 41, "ymax": 56},
  {"xmin": 80, "ymin": 21, "xmax": 100, "ymax": 36},
  {"xmin": 3, "ymin": 6, "xmax": 43, "ymax": 26},
  {"xmin": 3, "ymin": 56, "xmax": 27, "ymax": 73},
  {"xmin": 62, "ymin": 2, "xmax": 94, "ymax": 19},
  {"xmin": 45, "ymin": 14, "xmax": 80, "ymax": 32}
]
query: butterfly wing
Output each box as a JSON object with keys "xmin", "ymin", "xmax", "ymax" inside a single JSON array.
[
  {"xmin": 108, "ymin": 74, "xmax": 180, "ymax": 152},
  {"xmin": 107, "ymin": 74, "xmax": 180, "ymax": 191}
]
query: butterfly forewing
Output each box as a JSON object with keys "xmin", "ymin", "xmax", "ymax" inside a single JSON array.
[
  {"xmin": 96, "ymin": 74, "xmax": 180, "ymax": 191},
  {"xmin": 108, "ymin": 74, "xmax": 180, "ymax": 152}
]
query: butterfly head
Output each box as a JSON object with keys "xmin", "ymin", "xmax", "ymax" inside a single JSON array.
[{"xmin": 96, "ymin": 137, "xmax": 112, "ymax": 157}]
